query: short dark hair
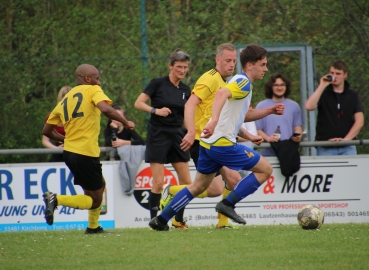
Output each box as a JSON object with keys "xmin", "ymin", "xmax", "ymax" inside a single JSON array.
[
  {"xmin": 331, "ymin": 60, "xmax": 348, "ymax": 73},
  {"xmin": 240, "ymin": 43, "xmax": 268, "ymax": 69},
  {"xmin": 264, "ymin": 73, "xmax": 291, "ymax": 99},
  {"xmin": 169, "ymin": 49, "xmax": 190, "ymax": 66},
  {"xmin": 106, "ymin": 104, "xmax": 125, "ymax": 128}
]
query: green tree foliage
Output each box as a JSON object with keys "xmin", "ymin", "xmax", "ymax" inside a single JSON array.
[{"xmin": 1, "ymin": 0, "xmax": 369, "ymax": 162}]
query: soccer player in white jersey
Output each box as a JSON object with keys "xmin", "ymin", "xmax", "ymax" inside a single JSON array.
[{"xmin": 149, "ymin": 44, "xmax": 284, "ymax": 230}]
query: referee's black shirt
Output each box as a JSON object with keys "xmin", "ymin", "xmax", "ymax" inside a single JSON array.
[{"xmin": 144, "ymin": 76, "xmax": 191, "ymax": 127}]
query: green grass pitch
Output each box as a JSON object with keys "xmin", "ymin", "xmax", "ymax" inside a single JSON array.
[{"xmin": 1, "ymin": 223, "xmax": 369, "ymax": 270}]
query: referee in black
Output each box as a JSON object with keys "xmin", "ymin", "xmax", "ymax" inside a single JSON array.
[{"xmin": 134, "ymin": 49, "xmax": 192, "ymax": 229}]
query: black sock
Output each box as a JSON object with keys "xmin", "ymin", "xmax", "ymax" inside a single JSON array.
[
  {"xmin": 157, "ymin": 216, "xmax": 167, "ymax": 224},
  {"xmin": 149, "ymin": 191, "xmax": 161, "ymax": 219},
  {"xmin": 222, "ymin": 199, "xmax": 233, "ymax": 207}
]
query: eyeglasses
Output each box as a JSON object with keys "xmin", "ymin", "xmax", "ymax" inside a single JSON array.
[
  {"xmin": 173, "ymin": 65, "xmax": 189, "ymax": 71},
  {"xmin": 273, "ymin": 84, "xmax": 286, "ymax": 87}
]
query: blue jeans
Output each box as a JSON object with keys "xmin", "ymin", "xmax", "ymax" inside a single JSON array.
[{"xmin": 316, "ymin": 145, "xmax": 357, "ymax": 156}]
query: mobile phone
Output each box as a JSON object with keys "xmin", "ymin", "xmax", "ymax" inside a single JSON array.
[{"xmin": 292, "ymin": 132, "xmax": 301, "ymax": 137}]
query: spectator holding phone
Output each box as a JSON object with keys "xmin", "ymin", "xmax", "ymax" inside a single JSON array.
[
  {"xmin": 305, "ymin": 60, "xmax": 364, "ymax": 156},
  {"xmin": 255, "ymin": 73, "xmax": 303, "ymax": 157},
  {"xmin": 104, "ymin": 104, "xmax": 145, "ymax": 160}
]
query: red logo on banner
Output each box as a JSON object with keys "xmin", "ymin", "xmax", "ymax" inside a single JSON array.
[
  {"xmin": 263, "ymin": 176, "xmax": 275, "ymax": 194},
  {"xmin": 134, "ymin": 166, "xmax": 179, "ymax": 210},
  {"xmin": 135, "ymin": 167, "xmax": 178, "ymax": 189}
]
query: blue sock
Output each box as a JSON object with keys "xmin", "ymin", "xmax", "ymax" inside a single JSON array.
[
  {"xmin": 225, "ymin": 173, "xmax": 260, "ymax": 205},
  {"xmin": 160, "ymin": 187, "xmax": 194, "ymax": 222}
]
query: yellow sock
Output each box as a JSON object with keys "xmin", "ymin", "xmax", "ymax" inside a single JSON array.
[
  {"xmin": 88, "ymin": 204, "xmax": 101, "ymax": 229},
  {"xmin": 169, "ymin": 185, "xmax": 188, "ymax": 195},
  {"xmin": 196, "ymin": 190, "xmax": 208, "ymax": 198},
  {"xmin": 56, "ymin": 195, "xmax": 93, "ymax": 210},
  {"xmin": 169, "ymin": 184, "xmax": 208, "ymax": 198},
  {"xmin": 217, "ymin": 188, "xmax": 231, "ymax": 226}
]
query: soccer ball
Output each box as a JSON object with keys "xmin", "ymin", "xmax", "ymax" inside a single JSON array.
[{"xmin": 297, "ymin": 204, "xmax": 324, "ymax": 230}]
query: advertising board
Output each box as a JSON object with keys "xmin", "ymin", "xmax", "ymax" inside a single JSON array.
[
  {"xmin": 0, "ymin": 163, "xmax": 114, "ymax": 232},
  {"xmin": 1, "ymin": 155, "xmax": 369, "ymax": 232},
  {"xmin": 114, "ymin": 155, "xmax": 369, "ymax": 228}
]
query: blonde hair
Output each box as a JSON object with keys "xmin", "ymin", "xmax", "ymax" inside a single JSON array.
[
  {"xmin": 57, "ymin": 86, "xmax": 72, "ymax": 103},
  {"xmin": 216, "ymin": 43, "xmax": 236, "ymax": 56}
]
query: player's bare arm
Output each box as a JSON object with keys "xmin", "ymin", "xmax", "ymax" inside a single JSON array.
[
  {"xmin": 237, "ymin": 127, "xmax": 263, "ymax": 145},
  {"xmin": 42, "ymin": 123, "xmax": 65, "ymax": 143},
  {"xmin": 244, "ymin": 104, "xmax": 284, "ymax": 122},
  {"xmin": 181, "ymin": 94, "xmax": 201, "ymax": 151},
  {"xmin": 97, "ymin": 101, "xmax": 134, "ymax": 130}
]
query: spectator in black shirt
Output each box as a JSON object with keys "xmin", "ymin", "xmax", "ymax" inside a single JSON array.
[
  {"xmin": 104, "ymin": 104, "xmax": 145, "ymax": 160},
  {"xmin": 134, "ymin": 49, "xmax": 192, "ymax": 229},
  {"xmin": 305, "ymin": 60, "xmax": 364, "ymax": 155}
]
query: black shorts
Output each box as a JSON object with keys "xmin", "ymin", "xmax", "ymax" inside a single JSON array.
[
  {"xmin": 189, "ymin": 140, "xmax": 220, "ymax": 177},
  {"xmin": 49, "ymin": 154, "xmax": 64, "ymax": 162},
  {"xmin": 145, "ymin": 123, "xmax": 190, "ymax": 164},
  {"xmin": 189, "ymin": 140, "xmax": 200, "ymax": 167},
  {"xmin": 63, "ymin": 150, "xmax": 103, "ymax": 191}
]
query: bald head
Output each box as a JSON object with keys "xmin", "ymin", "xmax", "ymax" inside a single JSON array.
[{"xmin": 75, "ymin": 64, "xmax": 100, "ymax": 86}]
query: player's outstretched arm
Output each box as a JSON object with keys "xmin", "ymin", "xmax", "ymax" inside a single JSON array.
[
  {"xmin": 98, "ymin": 101, "xmax": 134, "ymax": 129},
  {"xmin": 244, "ymin": 104, "xmax": 284, "ymax": 122}
]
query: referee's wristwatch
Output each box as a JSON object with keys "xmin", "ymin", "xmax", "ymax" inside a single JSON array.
[{"xmin": 151, "ymin": 107, "xmax": 156, "ymax": 114}]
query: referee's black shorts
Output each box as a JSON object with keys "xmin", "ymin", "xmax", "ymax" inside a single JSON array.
[
  {"xmin": 63, "ymin": 150, "xmax": 103, "ymax": 191},
  {"xmin": 145, "ymin": 123, "xmax": 190, "ymax": 164}
]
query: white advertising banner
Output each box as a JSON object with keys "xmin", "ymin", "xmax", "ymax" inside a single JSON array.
[
  {"xmin": 0, "ymin": 163, "xmax": 115, "ymax": 232},
  {"xmin": 1, "ymin": 155, "xmax": 369, "ymax": 232},
  {"xmin": 114, "ymin": 155, "xmax": 369, "ymax": 228}
]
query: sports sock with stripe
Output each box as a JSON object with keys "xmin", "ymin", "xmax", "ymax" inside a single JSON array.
[
  {"xmin": 225, "ymin": 173, "xmax": 260, "ymax": 205},
  {"xmin": 160, "ymin": 187, "xmax": 194, "ymax": 222}
]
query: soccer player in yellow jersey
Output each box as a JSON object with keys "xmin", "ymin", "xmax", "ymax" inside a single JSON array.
[
  {"xmin": 42, "ymin": 64, "xmax": 134, "ymax": 234},
  {"xmin": 151, "ymin": 44, "xmax": 284, "ymax": 231},
  {"xmin": 161, "ymin": 44, "xmax": 263, "ymax": 229}
]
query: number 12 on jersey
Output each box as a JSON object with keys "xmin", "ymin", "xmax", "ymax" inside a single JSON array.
[{"xmin": 61, "ymin": 93, "xmax": 84, "ymax": 122}]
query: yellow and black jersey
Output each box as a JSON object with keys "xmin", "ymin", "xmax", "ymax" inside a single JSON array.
[{"xmin": 47, "ymin": 85, "xmax": 112, "ymax": 157}]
